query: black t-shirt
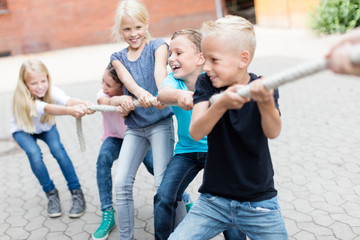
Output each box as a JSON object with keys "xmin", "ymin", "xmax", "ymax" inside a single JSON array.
[{"xmin": 193, "ymin": 73, "xmax": 279, "ymax": 202}]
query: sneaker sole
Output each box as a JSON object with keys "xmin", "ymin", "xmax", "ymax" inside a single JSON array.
[
  {"xmin": 69, "ymin": 211, "xmax": 85, "ymax": 218},
  {"xmin": 92, "ymin": 225, "xmax": 115, "ymax": 240},
  {"xmin": 48, "ymin": 212, "xmax": 62, "ymax": 218}
]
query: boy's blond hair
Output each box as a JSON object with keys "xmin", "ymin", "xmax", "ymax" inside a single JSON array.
[
  {"xmin": 171, "ymin": 29, "xmax": 202, "ymax": 53},
  {"xmin": 12, "ymin": 59, "xmax": 55, "ymax": 133},
  {"xmin": 201, "ymin": 15, "xmax": 256, "ymax": 61},
  {"xmin": 112, "ymin": 0, "xmax": 151, "ymax": 42}
]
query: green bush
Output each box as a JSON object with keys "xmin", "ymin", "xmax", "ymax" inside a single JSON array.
[{"xmin": 309, "ymin": 0, "xmax": 360, "ymax": 34}]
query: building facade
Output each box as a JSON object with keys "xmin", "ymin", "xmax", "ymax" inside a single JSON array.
[
  {"xmin": 0, "ymin": 0, "xmax": 319, "ymax": 56},
  {"xmin": 0, "ymin": 0, "xmax": 217, "ymax": 56}
]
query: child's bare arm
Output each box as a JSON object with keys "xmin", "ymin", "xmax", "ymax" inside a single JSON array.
[
  {"xmin": 158, "ymin": 86, "xmax": 194, "ymax": 110},
  {"xmin": 190, "ymin": 85, "xmax": 249, "ymax": 140},
  {"xmin": 98, "ymin": 96, "xmax": 110, "ymax": 105},
  {"xmin": 111, "ymin": 59, "xmax": 153, "ymax": 108},
  {"xmin": 154, "ymin": 44, "xmax": 169, "ymax": 89},
  {"xmin": 250, "ymin": 79, "xmax": 281, "ymax": 139},
  {"xmin": 44, "ymin": 104, "xmax": 85, "ymax": 118}
]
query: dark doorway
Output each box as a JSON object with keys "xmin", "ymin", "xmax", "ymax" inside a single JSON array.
[{"xmin": 225, "ymin": 0, "xmax": 256, "ymax": 24}]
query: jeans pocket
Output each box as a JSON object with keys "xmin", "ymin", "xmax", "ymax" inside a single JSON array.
[{"xmin": 248, "ymin": 196, "xmax": 280, "ymax": 212}]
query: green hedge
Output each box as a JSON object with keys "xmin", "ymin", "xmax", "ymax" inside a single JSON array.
[{"xmin": 309, "ymin": 0, "xmax": 360, "ymax": 34}]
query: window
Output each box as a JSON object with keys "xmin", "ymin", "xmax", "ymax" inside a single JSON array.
[{"xmin": 225, "ymin": 0, "xmax": 255, "ymax": 23}]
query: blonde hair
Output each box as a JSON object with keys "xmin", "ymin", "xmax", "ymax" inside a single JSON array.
[
  {"xmin": 171, "ymin": 29, "xmax": 202, "ymax": 53},
  {"xmin": 112, "ymin": 0, "xmax": 151, "ymax": 42},
  {"xmin": 201, "ymin": 15, "xmax": 256, "ymax": 60},
  {"xmin": 12, "ymin": 59, "xmax": 55, "ymax": 133}
]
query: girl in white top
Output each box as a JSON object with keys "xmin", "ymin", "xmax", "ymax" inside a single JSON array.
[{"xmin": 11, "ymin": 59, "xmax": 93, "ymax": 218}]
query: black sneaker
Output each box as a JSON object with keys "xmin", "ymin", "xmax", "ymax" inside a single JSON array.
[
  {"xmin": 69, "ymin": 189, "xmax": 86, "ymax": 218},
  {"xmin": 46, "ymin": 189, "xmax": 62, "ymax": 218}
]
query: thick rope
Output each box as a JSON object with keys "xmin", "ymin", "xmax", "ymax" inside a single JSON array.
[
  {"xmin": 76, "ymin": 105, "xmax": 118, "ymax": 151},
  {"xmin": 76, "ymin": 44, "xmax": 360, "ymax": 151},
  {"xmin": 89, "ymin": 105, "xmax": 118, "ymax": 112},
  {"xmin": 76, "ymin": 118, "xmax": 86, "ymax": 152}
]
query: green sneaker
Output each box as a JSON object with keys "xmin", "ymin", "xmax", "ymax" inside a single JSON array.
[{"xmin": 92, "ymin": 209, "xmax": 115, "ymax": 240}]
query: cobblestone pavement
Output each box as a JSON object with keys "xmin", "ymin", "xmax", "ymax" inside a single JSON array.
[{"xmin": 0, "ymin": 27, "xmax": 360, "ymax": 240}]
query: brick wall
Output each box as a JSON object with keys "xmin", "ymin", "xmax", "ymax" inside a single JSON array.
[{"xmin": 0, "ymin": 0, "xmax": 216, "ymax": 56}]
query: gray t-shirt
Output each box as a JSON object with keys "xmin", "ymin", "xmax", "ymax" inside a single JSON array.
[{"xmin": 110, "ymin": 39, "xmax": 173, "ymax": 128}]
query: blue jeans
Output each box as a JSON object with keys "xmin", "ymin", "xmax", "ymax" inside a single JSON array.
[
  {"xmin": 169, "ymin": 194, "xmax": 288, "ymax": 240},
  {"xmin": 114, "ymin": 117, "xmax": 174, "ymax": 240},
  {"xmin": 96, "ymin": 137, "xmax": 153, "ymax": 211},
  {"xmin": 12, "ymin": 125, "xmax": 81, "ymax": 193},
  {"xmin": 154, "ymin": 152, "xmax": 246, "ymax": 240}
]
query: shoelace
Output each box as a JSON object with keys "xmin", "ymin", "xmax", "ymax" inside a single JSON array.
[{"xmin": 99, "ymin": 212, "xmax": 113, "ymax": 230}]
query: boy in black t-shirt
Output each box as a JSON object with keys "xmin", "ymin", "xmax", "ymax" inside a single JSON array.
[{"xmin": 169, "ymin": 15, "xmax": 288, "ymax": 240}]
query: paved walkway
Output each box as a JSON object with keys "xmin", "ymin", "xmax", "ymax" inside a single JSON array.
[{"xmin": 1, "ymin": 27, "xmax": 360, "ymax": 240}]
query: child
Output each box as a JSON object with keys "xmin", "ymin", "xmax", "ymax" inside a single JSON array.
[
  {"xmin": 110, "ymin": 1, "xmax": 174, "ymax": 239},
  {"xmin": 92, "ymin": 63, "xmax": 154, "ymax": 240},
  {"xmin": 169, "ymin": 15, "xmax": 288, "ymax": 239},
  {"xmin": 155, "ymin": 29, "xmax": 246, "ymax": 240},
  {"xmin": 326, "ymin": 27, "xmax": 360, "ymax": 76},
  {"xmin": 11, "ymin": 59, "xmax": 93, "ymax": 218}
]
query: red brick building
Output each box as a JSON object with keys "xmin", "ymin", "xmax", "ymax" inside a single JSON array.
[
  {"xmin": 0, "ymin": 0, "xmax": 218, "ymax": 56},
  {"xmin": 0, "ymin": 0, "xmax": 319, "ymax": 56}
]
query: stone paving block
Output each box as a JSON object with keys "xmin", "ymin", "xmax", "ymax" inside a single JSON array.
[
  {"xmin": 283, "ymin": 209, "xmax": 313, "ymax": 222},
  {"xmin": 70, "ymin": 232, "xmax": 90, "ymax": 240},
  {"xmin": 64, "ymin": 219, "xmax": 86, "ymax": 237},
  {"xmin": 306, "ymin": 182, "xmax": 326, "ymax": 195},
  {"xmin": 293, "ymin": 198, "xmax": 314, "ymax": 214},
  {"xmin": 24, "ymin": 215, "xmax": 46, "ymax": 232},
  {"xmin": 43, "ymin": 218, "xmax": 67, "ymax": 232},
  {"xmin": 0, "ymin": 208, "xmax": 9, "ymax": 223},
  {"xmin": 0, "ymin": 223, "xmax": 10, "ymax": 236},
  {"xmin": 5, "ymin": 227, "xmax": 30, "ymax": 239},
  {"xmin": 24, "ymin": 205, "xmax": 44, "ymax": 220},
  {"xmin": 297, "ymin": 221, "xmax": 334, "ymax": 236},
  {"xmin": 134, "ymin": 217, "xmax": 147, "ymax": 229},
  {"xmin": 46, "ymin": 231, "xmax": 71, "ymax": 240},
  {"xmin": 27, "ymin": 227, "xmax": 49, "ymax": 240},
  {"xmin": 322, "ymin": 191, "xmax": 346, "ymax": 206},
  {"xmin": 78, "ymin": 212, "xmax": 100, "ymax": 224},
  {"xmin": 5, "ymin": 216, "xmax": 28, "ymax": 228},
  {"xmin": 330, "ymin": 221, "xmax": 357, "ymax": 240},
  {"xmin": 137, "ymin": 205, "xmax": 153, "ymax": 221},
  {"xmin": 330, "ymin": 213, "xmax": 360, "ymax": 227},
  {"xmin": 311, "ymin": 201, "xmax": 345, "ymax": 214},
  {"xmin": 134, "ymin": 228, "xmax": 154, "ymax": 240},
  {"xmin": 310, "ymin": 209, "xmax": 335, "ymax": 227},
  {"xmin": 4, "ymin": 206, "xmax": 26, "ymax": 217},
  {"xmin": 293, "ymin": 230, "xmax": 316, "ymax": 240},
  {"xmin": 314, "ymin": 236, "xmax": 338, "ymax": 240}
]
